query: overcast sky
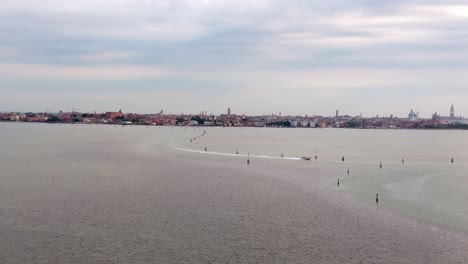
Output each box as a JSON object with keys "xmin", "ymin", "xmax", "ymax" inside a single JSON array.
[{"xmin": 1, "ymin": 0, "xmax": 468, "ymax": 117}]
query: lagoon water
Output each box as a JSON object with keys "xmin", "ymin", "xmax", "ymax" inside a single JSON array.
[{"xmin": 1, "ymin": 122, "xmax": 468, "ymax": 263}]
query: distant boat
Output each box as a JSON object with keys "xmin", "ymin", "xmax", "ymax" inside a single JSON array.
[{"xmin": 301, "ymin": 157, "xmax": 311, "ymax": 160}]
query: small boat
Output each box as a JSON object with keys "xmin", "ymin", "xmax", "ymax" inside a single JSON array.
[{"xmin": 301, "ymin": 157, "xmax": 311, "ymax": 160}]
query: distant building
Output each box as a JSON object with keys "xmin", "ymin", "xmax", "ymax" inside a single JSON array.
[
  {"xmin": 439, "ymin": 104, "xmax": 465, "ymax": 124},
  {"xmin": 253, "ymin": 120, "xmax": 266, "ymax": 127},
  {"xmin": 408, "ymin": 109, "xmax": 418, "ymax": 121},
  {"xmin": 106, "ymin": 109, "xmax": 123, "ymax": 119},
  {"xmin": 188, "ymin": 120, "xmax": 199, "ymax": 126},
  {"xmin": 10, "ymin": 115, "xmax": 20, "ymax": 122}
]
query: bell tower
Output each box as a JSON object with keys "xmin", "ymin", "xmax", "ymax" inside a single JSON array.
[{"xmin": 450, "ymin": 104, "xmax": 455, "ymax": 118}]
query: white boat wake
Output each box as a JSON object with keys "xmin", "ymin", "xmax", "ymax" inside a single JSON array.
[{"xmin": 171, "ymin": 145, "xmax": 301, "ymax": 160}]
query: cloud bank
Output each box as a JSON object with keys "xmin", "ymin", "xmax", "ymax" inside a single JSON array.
[{"xmin": 1, "ymin": 0, "xmax": 468, "ymax": 116}]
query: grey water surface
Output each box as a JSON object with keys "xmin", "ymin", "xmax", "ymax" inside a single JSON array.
[{"xmin": 1, "ymin": 123, "xmax": 467, "ymax": 263}]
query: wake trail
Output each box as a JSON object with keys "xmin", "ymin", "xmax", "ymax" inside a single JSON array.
[{"xmin": 171, "ymin": 145, "xmax": 301, "ymax": 160}]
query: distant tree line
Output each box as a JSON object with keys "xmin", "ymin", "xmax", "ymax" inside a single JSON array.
[
  {"xmin": 346, "ymin": 121, "xmax": 360, "ymax": 128},
  {"xmin": 267, "ymin": 120, "xmax": 290, "ymax": 127},
  {"xmin": 425, "ymin": 123, "xmax": 468, "ymax": 129},
  {"xmin": 46, "ymin": 116, "xmax": 61, "ymax": 123}
]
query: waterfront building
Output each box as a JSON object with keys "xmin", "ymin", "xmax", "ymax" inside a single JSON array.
[
  {"xmin": 10, "ymin": 115, "xmax": 20, "ymax": 122},
  {"xmin": 300, "ymin": 121, "xmax": 309, "ymax": 127},
  {"xmin": 438, "ymin": 104, "xmax": 467, "ymax": 124},
  {"xmin": 105, "ymin": 109, "xmax": 124, "ymax": 120},
  {"xmin": 253, "ymin": 119, "xmax": 267, "ymax": 127},
  {"xmin": 188, "ymin": 120, "xmax": 199, "ymax": 126},
  {"xmin": 408, "ymin": 109, "xmax": 418, "ymax": 121}
]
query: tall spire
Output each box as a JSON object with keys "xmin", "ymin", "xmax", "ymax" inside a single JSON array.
[{"xmin": 450, "ymin": 104, "xmax": 455, "ymax": 118}]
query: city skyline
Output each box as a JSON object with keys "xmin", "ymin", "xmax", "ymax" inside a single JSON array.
[
  {"xmin": 1, "ymin": 1, "xmax": 468, "ymax": 116},
  {"xmin": 0, "ymin": 103, "xmax": 463, "ymax": 120}
]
